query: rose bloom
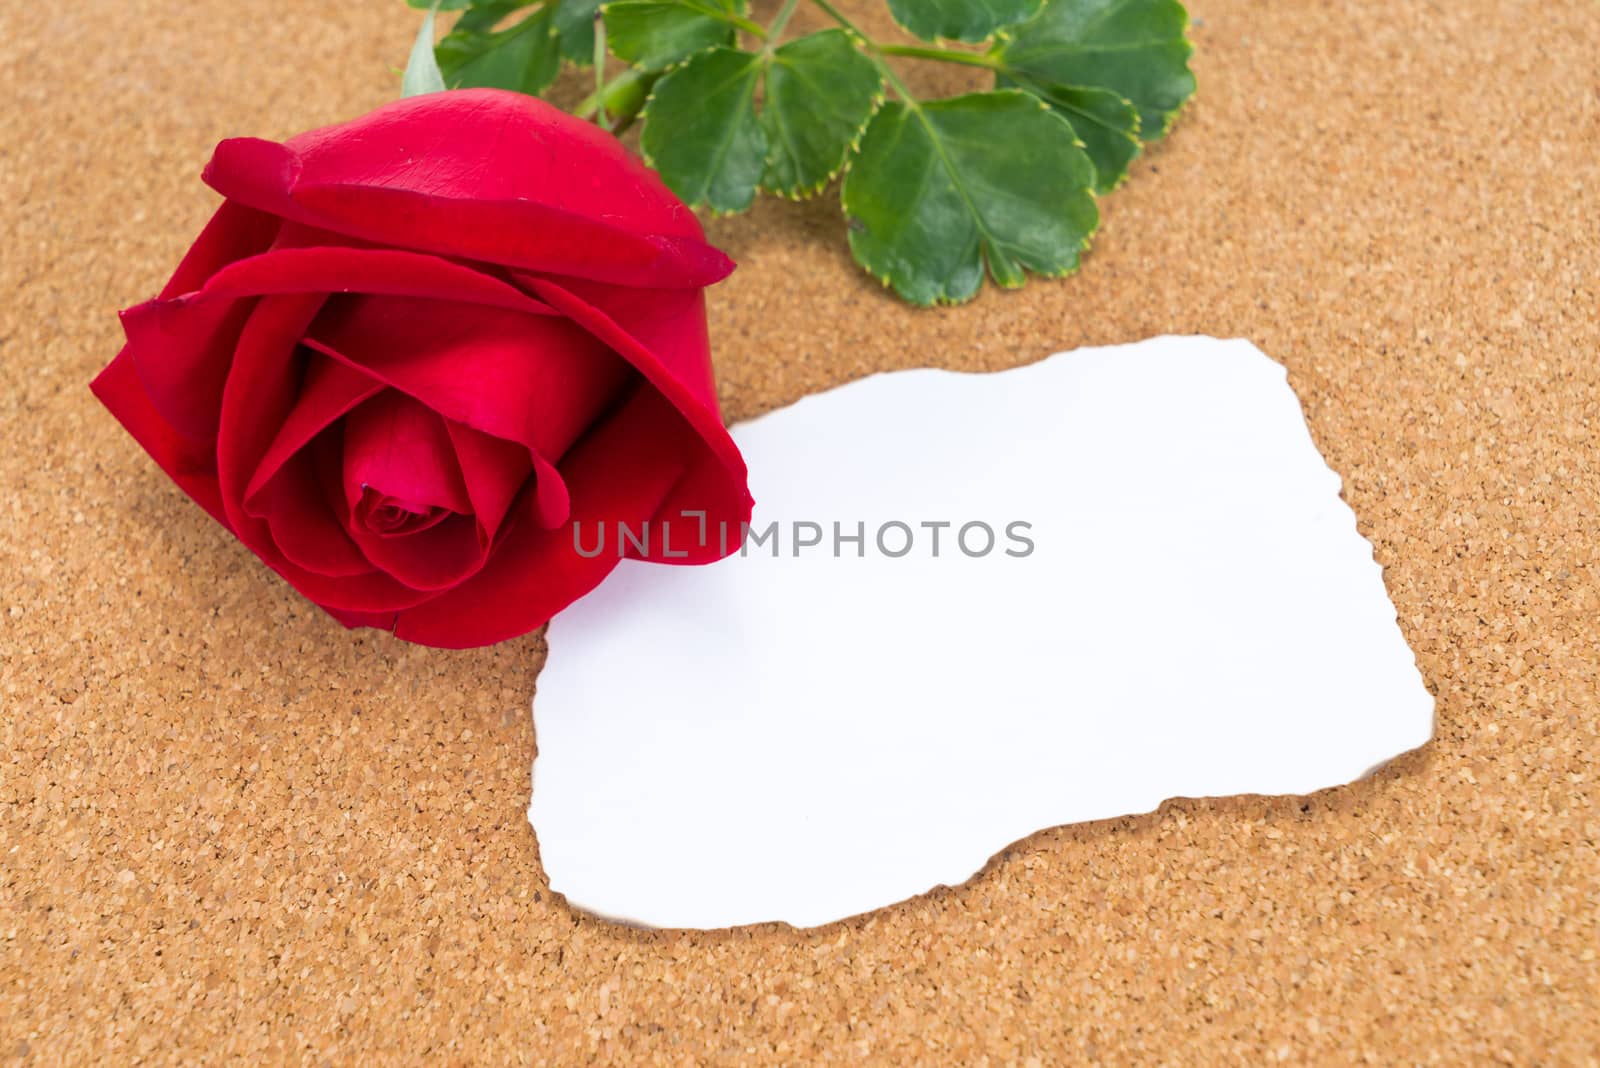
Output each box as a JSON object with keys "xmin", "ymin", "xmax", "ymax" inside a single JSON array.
[{"xmin": 92, "ymin": 89, "xmax": 752, "ymax": 648}]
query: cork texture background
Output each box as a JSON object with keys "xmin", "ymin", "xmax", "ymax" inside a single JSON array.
[{"xmin": 3, "ymin": 0, "xmax": 1598, "ymax": 1062}]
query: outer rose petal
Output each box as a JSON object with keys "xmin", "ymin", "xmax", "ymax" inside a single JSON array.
[
  {"xmin": 201, "ymin": 243, "xmax": 559, "ymax": 316},
  {"xmin": 122, "ymin": 243, "xmax": 557, "ymax": 446},
  {"xmin": 159, "ymin": 199, "xmax": 281, "ymax": 300},
  {"xmin": 90, "ymin": 346, "xmax": 229, "ymax": 525},
  {"xmin": 201, "ymin": 90, "xmax": 735, "ymax": 289},
  {"xmin": 322, "ymin": 607, "xmax": 402, "ymax": 631},
  {"xmin": 122, "ymin": 294, "xmax": 255, "ymax": 443},
  {"xmin": 518, "ymin": 275, "xmax": 753, "ymax": 558},
  {"xmin": 121, "ymin": 201, "xmax": 280, "ymax": 443}
]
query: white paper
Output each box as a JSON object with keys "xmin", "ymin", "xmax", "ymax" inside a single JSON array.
[{"xmin": 529, "ymin": 337, "xmax": 1433, "ymax": 929}]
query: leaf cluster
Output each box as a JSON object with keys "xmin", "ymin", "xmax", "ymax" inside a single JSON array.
[{"xmin": 403, "ymin": 0, "xmax": 1196, "ymax": 305}]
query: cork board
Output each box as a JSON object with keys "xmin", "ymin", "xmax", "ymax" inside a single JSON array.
[{"xmin": 2, "ymin": 0, "xmax": 1597, "ymax": 1062}]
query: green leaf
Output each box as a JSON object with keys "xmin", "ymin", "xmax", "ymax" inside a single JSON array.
[
  {"xmin": 454, "ymin": 0, "xmax": 534, "ymax": 33},
  {"xmin": 553, "ymin": 0, "xmax": 606, "ymax": 64},
  {"xmin": 436, "ymin": 3, "xmax": 561, "ymax": 96},
  {"xmin": 405, "ymin": 0, "xmax": 471, "ymax": 9},
  {"xmin": 402, "ymin": 3, "xmax": 448, "ymax": 98},
  {"xmin": 639, "ymin": 31, "xmax": 881, "ymax": 209},
  {"xmin": 603, "ymin": 0, "xmax": 743, "ymax": 71},
  {"xmin": 1007, "ymin": 80, "xmax": 1140, "ymax": 191},
  {"xmin": 760, "ymin": 30, "xmax": 883, "ymax": 198},
  {"xmin": 841, "ymin": 91, "xmax": 1098, "ymax": 305},
  {"xmin": 887, "ymin": 0, "xmax": 1043, "ymax": 44},
  {"xmin": 995, "ymin": 0, "xmax": 1194, "ymax": 139},
  {"xmin": 641, "ymin": 47, "xmax": 766, "ymax": 213}
]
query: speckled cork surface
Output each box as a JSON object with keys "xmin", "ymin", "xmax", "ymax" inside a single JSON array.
[{"xmin": 3, "ymin": 0, "xmax": 1597, "ymax": 1062}]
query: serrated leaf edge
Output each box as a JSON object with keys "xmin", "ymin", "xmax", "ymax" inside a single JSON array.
[
  {"xmin": 885, "ymin": 0, "xmax": 1046, "ymax": 48},
  {"xmin": 637, "ymin": 49, "xmax": 765, "ymax": 217},
  {"xmin": 837, "ymin": 92, "xmax": 1099, "ymax": 307},
  {"xmin": 990, "ymin": 6, "xmax": 1197, "ymax": 144},
  {"xmin": 1141, "ymin": 32, "xmax": 1197, "ymax": 140},
  {"xmin": 747, "ymin": 30, "xmax": 887, "ymax": 201},
  {"xmin": 758, "ymin": 82, "xmax": 887, "ymax": 201},
  {"xmin": 598, "ymin": 0, "xmax": 739, "ymax": 72},
  {"xmin": 1017, "ymin": 82, "xmax": 1143, "ymax": 193},
  {"xmin": 554, "ymin": 0, "xmax": 604, "ymax": 66},
  {"xmin": 638, "ymin": 32, "xmax": 885, "ymax": 210}
]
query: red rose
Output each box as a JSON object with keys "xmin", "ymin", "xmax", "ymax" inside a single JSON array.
[{"xmin": 92, "ymin": 89, "xmax": 752, "ymax": 648}]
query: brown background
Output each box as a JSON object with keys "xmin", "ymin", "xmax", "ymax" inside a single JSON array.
[{"xmin": 3, "ymin": 0, "xmax": 1598, "ymax": 1062}]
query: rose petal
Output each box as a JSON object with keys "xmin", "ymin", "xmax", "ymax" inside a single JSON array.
[
  {"xmin": 201, "ymin": 243, "xmax": 559, "ymax": 317},
  {"xmin": 346, "ymin": 508, "xmax": 488, "ymax": 593},
  {"xmin": 89, "ymin": 345, "xmax": 229, "ymax": 526},
  {"xmin": 515, "ymin": 438, "xmax": 572, "ymax": 532},
  {"xmin": 304, "ymin": 295, "xmax": 633, "ymax": 465},
  {"xmin": 245, "ymin": 357, "xmax": 383, "ymax": 578},
  {"xmin": 120, "ymin": 240, "xmax": 556, "ymax": 446},
  {"xmin": 121, "ymin": 294, "xmax": 255, "ymax": 444},
  {"xmin": 290, "ymin": 185, "xmax": 735, "ymax": 289},
  {"xmin": 202, "ymin": 90, "xmax": 734, "ymax": 289},
  {"xmin": 320, "ymin": 605, "xmax": 398, "ymax": 632},
  {"xmin": 214, "ymin": 293, "xmax": 431, "ymax": 613},
  {"xmin": 258, "ymin": 436, "xmax": 375, "ymax": 579},
  {"xmin": 286, "ymin": 91, "xmax": 699, "ymax": 236},
  {"xmin": 516, "ymin": 275, "xmax": 753, "ymax": 549},
  {"xmin": 391, "ymin": 386, "xmax": 700, "ymax": 648},
  {"xmin": 357, "ymin": 490, "xmax": 454, "ymax": 536},
  {"xmin": 245, "ymin": 354, "xmax": 384, "ymax": 509},
  {"xmin": 340, "ymin": 391, "xmax": 472, "ymax": 517},
  {"xmin": 445, "ymin": 420, "xmax": 539, "ymax": 539},
  {"xmin": 159, "ymin": 199, "xmax": 281, "ymax": 300},
  {"xmin": 333, "ymin": 394, "xmax": 491, "ymax": 591},
  {"xmin": 116, "ymin": 201, "xmax": 282, "ymax": 444}
]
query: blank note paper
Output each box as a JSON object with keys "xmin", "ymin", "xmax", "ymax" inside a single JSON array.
[{"xmin": 528, "ymin": 337, "xmax": 1434, "ymax": 929}]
